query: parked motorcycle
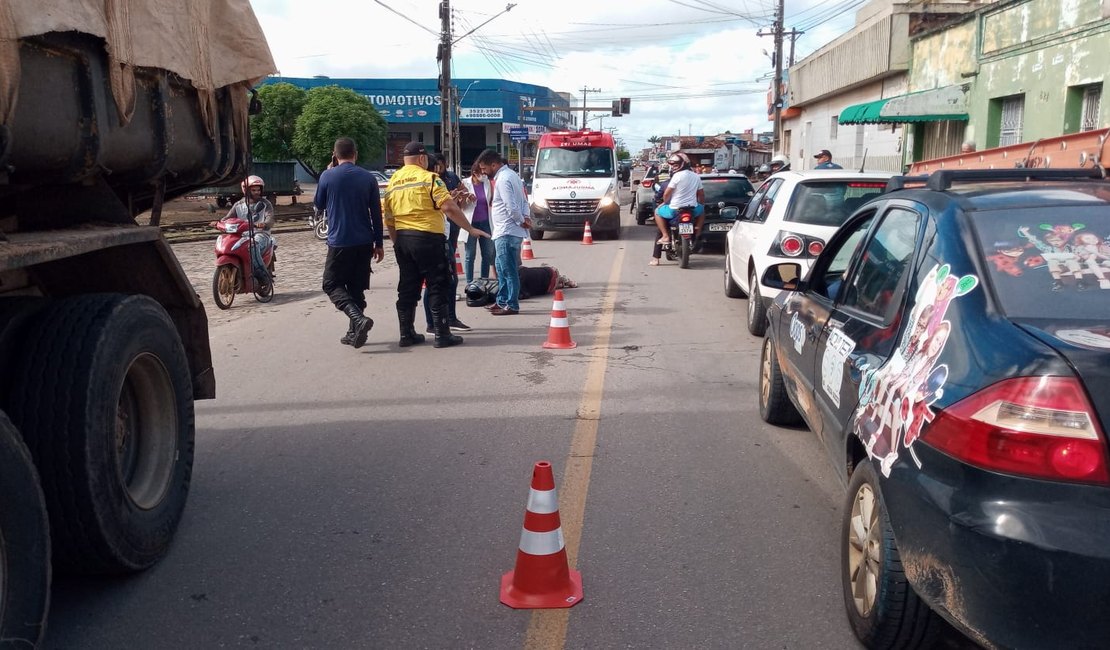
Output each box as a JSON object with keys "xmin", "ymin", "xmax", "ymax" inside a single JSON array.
[
  {"xmin": 309, "ymin": 206, "xmax": 328, "ymax": 241},
  {"xmin": 210, "ymin": 215, "xmax": 275, "ymax": 309}
]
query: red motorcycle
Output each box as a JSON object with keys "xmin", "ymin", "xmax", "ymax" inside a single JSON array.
[{"xmin": 210, "ymin": 215, "xmax": 275, "ymax": 309}]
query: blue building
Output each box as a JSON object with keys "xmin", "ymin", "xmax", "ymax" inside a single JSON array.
[{"xmin": 267, "ymin": 77, "xmax": 574, "ymax": 168}]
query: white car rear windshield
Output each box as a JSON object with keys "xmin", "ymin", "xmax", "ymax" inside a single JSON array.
[
  {"xmin": 972, "ymin": 205, "xmax": 1110, "ymax": 322},
  {"xmin": 785, "ymin": 180, "xmax": 887, "ymax": 226}
]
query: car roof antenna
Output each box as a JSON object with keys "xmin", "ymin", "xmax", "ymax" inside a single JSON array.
[{"xmin": 858, "ymin": 148, "xmax": 869, "ymax": 173}]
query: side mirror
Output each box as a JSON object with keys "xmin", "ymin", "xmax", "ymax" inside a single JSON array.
[
  {"xmin": 721, "ymin": 206, "xmax": 739, "ymax": 219},
  {"xmin": 762, "ymin": 263, "xmax": 802, "ymax": 291}
]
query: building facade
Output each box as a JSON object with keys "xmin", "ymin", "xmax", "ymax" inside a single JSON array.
[{"xmin": 269, "ymin": 77, "xmax": 573, "ymax": 168}]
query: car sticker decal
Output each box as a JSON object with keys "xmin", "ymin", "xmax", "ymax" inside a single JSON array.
[
  {"xmin": 820, "ymin": 327, "xmax": 856, "ymax": 409},
  {"xmin": 996, "ymin": 224, "xmax": 1110, "ymax": 291},
  {"xmin": 789, "ymin": 311, "xmax": 805, "ymax": 354},
  {"xmin": 852, "ymin": 264, "xmax": 978, "ymax": 477},
  {"xmin": 1054, "ymin": 327, "xmax": 1110, "ymax": 350}
]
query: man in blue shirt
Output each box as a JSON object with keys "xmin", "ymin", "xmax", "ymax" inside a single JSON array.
[
  {"xmin": 314, "ymin": 137, "xmax": 384, "ymax": 349},
  {"xmin": 813, "ymin": 149, "xmax": 843, "ymax": 169}
]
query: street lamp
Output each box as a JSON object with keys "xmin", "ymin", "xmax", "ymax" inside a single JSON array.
[{"xmin": 453, "ymin": 81, "xmax": 481, "ymax": 173}]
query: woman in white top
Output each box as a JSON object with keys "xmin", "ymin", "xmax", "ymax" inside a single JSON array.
[{"xmin": 459, "ymin": 164, "xmax": 497, "ymax": 284}]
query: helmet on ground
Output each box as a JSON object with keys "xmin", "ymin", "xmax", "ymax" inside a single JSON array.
[
  {"xmin": 666, "ymin": 152, "xmax": 692, "ymax": 171},
  {"xmin": 243, "ymin": 175, "xmax": 265, "ymax": 191}
]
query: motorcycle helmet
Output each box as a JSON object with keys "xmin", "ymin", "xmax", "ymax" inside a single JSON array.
[
  {"xmin": 769, "ymin": 155, "xmax": 790, "ymax": 172},
  {"xmin": 666, "ymin": 152, "xmax": 692, "ymax": 171},
  {"xmin": 242, "ymin": 174, "xmax": 265, "ymax": 192},
  {"xmin": 757, "ymin": 163, "xmax": 771, "ymax": 174}
]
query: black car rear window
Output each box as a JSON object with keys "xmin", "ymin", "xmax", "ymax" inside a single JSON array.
[
  {"xmin": 785, "ymin": 180, "xmax": 887, "ymax": 226},
  {"xmin": 972, "ymin": 206, "xmax": 1110, "ymax": 322},
  {"xmin": 701, "ymin": 177, "xmax": 754, "ymax": 203}
]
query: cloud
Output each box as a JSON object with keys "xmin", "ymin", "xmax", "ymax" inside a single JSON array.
[{"xmin": 249, "ymin": 0, "xmax": 859, "ymax": 150}]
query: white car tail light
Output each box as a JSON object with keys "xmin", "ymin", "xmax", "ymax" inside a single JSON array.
[{"xmin": 923, "ymin": 377, "xmax": 1109, "ymax": 484}]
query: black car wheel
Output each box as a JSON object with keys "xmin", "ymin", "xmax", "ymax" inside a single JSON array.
[
  {"xmin": 724, "ymin": 247, "xmax": 745, "ymax": 298},
  {"xmin": 759, "ymin": 338, "xmax": 802, "ymax": 425},
  {"xmin": 747, "ymin": 269, "xmax": 768, "ymax": 336},
  {"xmin": 842, "ymin": 461, "xmax": 942, "ymax": 649},
  {"xmin": 530, "ymin": 228, "xmax": 545, "ymax": 240}
]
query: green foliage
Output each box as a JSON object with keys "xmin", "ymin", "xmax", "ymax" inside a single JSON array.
[
  {"xmin": 293, "ymin": 86, "xmax": 387, "ymax": 174},
  {"xmin": 250, "ymin": 83, "xmax": 307, "ymax": 162},
  {"xmin": 616, "ymin": 147, "xmax": 630, "ymax": 160}
]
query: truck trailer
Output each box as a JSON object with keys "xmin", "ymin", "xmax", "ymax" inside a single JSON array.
[{"xmin": 0, "ymin": 2, "xmax": 275, "ymax": 644}]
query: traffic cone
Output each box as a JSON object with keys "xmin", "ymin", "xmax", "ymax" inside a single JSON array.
[
  {"xmin": 542, "ymin": 290, "xmax": 576, "ymax": 350},
  {"xmin": 521, "ymin": 238, "xmax": 536, "ymax": 260},
  {"xmin": 455, "ymin": 250, "xmax": 464, "ymax": 275},
  {"xmin": 500, "ymin": 461, "xmax": 583, "ymax": 609},
  {"xmin": 581, "ymin": 221, "xmax": 594, "ymax": 245}
]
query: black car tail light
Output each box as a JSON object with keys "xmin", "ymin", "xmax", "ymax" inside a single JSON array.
[
  {"xmin": 923, "ymin": 376, "xmax": 1109, "ymax": 485},
  {"xmin": 642, "ymin": 179, "xmax": 654, "ymax": 187},
  {"xmin": 769, "ymin": 231, "xmax": 825, "ymax": 259}
]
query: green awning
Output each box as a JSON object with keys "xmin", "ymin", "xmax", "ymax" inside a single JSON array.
[{"xmin": 838, "ymin": 85, "xmax": 969, "ymax": 125}]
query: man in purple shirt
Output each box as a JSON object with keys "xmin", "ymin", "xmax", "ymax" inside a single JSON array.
[{"xmin": 313, "ymin": 137, "xmax": 384, "ymax": 349}]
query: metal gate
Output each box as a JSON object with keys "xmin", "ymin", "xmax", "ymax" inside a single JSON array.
[
  {"xmin": 921, "ymin": 120, "xmax": 967, "ymax": 161},
  {"xmin": 1081, "ymin": 85, "xmax": 1102, "ymax": 132},
  {"xmin": 999, "ymin": 95, "xmax": 1024, "ymax": 146}
]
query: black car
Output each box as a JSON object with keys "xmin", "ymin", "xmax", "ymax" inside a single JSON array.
[
  {"xmin": 697, "ymin": 174, "xmax": 755, "ymax": 246},
  {"xmin": 757, "ymin": 169, "xmax": 1110, "ymax": 649}
]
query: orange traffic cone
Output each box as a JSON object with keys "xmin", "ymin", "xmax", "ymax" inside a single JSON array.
[
  {"xmin": 542, "ymin": 290, "xmax": 576, "ymax": 349},
  {"xmin": 455, "ymin": 250, "xmax": 464, "ymax": 275},
  {"xmin": 501, "ymin": 461, "xmax": 583, "ymax": 609},
  {"xmin": 521, "ymin": 238, "xmax": 536, "ymax": 260},
  {"xmin": 581, "ymin": 221, "xmax": 594, "ymax": 245}
]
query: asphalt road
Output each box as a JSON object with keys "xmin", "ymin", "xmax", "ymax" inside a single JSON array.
[{"xmin": 43, "ymin": 186, "xmax": 869, "ymax": 649}]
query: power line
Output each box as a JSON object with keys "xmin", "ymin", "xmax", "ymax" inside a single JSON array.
[{"xmin": 372, "ymin": 0, "xmax": 439, "ymax": 36}]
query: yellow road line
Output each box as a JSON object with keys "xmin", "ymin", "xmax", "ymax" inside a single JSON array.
[{"xmin": 524, "ymin": 247, "xmax": 625, "ymax": 650}]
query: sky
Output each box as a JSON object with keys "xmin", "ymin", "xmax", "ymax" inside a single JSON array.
[{"xmin": 249, "ymin": 0, "xmax": 868, "ymax": 151}]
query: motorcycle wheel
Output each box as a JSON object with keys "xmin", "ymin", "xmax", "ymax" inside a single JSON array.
[
  {"xmin": 212, "ymin": 265, "xmax": 238, "ymax": 310},
  {"xmin": 313, "ymin": 219, "xmax": 328, "ymax": 241},
  {"xmin": 254, "ymin": 261, "xmax": 275, "ymax": 303},
  {"xmin": 679, "ymin": 237, "xmax": 692, "ymax": 269}
]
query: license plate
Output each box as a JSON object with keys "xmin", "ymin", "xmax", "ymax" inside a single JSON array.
[
  {"xmin": 678, "ymin": 223, "xmax": 694, "ymax": 235},
  {"xmin": 708, "ymin": 223, "xmax": 730, "ymax": 232}
]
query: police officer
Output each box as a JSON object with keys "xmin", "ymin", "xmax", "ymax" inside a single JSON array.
[{"xmin": 383, "ymin": 142, "xmax": 489, "ymax": 348}]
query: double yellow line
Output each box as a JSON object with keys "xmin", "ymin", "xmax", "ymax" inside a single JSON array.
[{"xmin": 523, "ymin": 247, "xmax": 625, "ymax": 650}]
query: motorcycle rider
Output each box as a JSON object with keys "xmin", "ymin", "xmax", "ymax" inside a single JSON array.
[
  {"xmin": 653, "ymin": 151, "xmax": 704, "ymax": 244},
  {"xmin": 222, "ymin": 174, "xmax": 275, "ymax": 279},
  {"xmin": 768, "ymin": 154, "xmax": 791, "ymax": 174}
]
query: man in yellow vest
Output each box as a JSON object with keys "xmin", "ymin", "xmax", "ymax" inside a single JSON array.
[{"xmin": 383, "ymin": 142, "xmax": 489, "ymax": 348}]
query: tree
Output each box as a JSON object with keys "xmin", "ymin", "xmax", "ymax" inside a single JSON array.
[
  {"xmin": 647, "ymin": 136, "xmax": 661, "ymax": 145},
  {"xmin": 292, "ymin": 86, "xmax": 388, "ymax": 179},
  {"xmin": 616, "ymin": 147, "xmax": 630, "ymax": 161},
  {"xmin": 250, "ymin": 83, "xmax": 307, "ymax": 164}
]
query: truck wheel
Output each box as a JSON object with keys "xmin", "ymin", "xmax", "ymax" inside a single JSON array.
[
  {"xmin": 213, "ymin": 264, "xmax": 239, "ymax": 310},
  {"xmin": 216, "ymin": 197, "xmax": 228, "ymax": 209},
  {"xmin": 0, "ymin": 410, "xmax": 51, "ymax": 647},
  {"xmin": 6, "ymin": 294, "xmax": 196, "ymax": 574}
]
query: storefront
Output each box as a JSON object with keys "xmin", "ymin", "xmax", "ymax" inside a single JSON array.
[{"xmin": 269, "ymin": 77, "xmax": 574, "ymax": 168}]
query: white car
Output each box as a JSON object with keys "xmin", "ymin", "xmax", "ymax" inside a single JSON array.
[{"xmin": 724, "ymin": 170, "xmax": 895, "ymax": 336}]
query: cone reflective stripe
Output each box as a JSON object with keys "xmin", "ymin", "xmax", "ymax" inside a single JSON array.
[
  {"xmin": 581, "ymin": 221, "xmax": 594, "ymax": 245},
  {"xmin": 521, "ymin": 238, "xmax": 536, "ymax": 260},
  {"xmin": 542, "ymin": 290, "xmax": 576, "ymax": 349},
  {"xmin": 500, "ymin": 461, "xmax": 583, "ymax": 609},
  {"xmin": 454, "ymin": 250, "xmax": 464, "ymax": 274}
]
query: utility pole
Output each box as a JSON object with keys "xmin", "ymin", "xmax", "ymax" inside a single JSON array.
[
  {"xmin": 438, "ymin": 0, "xmax": 453, "ymax": 168},
  {"xmin": 580, "ymin": 86, "xmax": 601, "ymax": 130},
  {"xmin": 758, "ymin": 0, "xmax": 785, "ymax": 154},
  {"xmin": 786, "ymin": 27, "xmax": 804, "ymax": 66}
]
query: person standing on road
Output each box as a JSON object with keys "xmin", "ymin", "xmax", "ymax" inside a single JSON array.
[
  {"xmin": 314, "ymin": 137, "xmax": 383, "ymax": 349},
  {"xmin": 475, "ymin": 149, "xmax": 529, "ymax": 315},
  {"xmin": 460, "ymin": 163, "xmax": 496, "ymax": 284},
  {"xmin": 384, "ymin": 142, "xmax": 489, "ymax": 348},
  {"xmin": 422, "ymin": 154, "xmax": 471, "ymax": 334},
  {"xmin": 813, "ymin": 149, "xmax": 843, "ymax": 170}
]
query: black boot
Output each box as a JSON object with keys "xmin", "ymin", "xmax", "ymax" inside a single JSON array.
[
  {"xmin": 343, "ymin": 304, "xmax": 374, "ymax": 349},
  {"xmin": 431, "ymin": 307, "xmax": 463, "ymax": 348},
  {"xmin": 339, "ymin": 320, "xmax": 356, "ymax": 345},
  {"xmin": 397, "ymin": 305, "xmax": 425, "ymax": 347}
]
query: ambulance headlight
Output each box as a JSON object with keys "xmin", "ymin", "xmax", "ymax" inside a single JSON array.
[
  {"xmin": 598, "ymin": 195, "xmax": 616, "ymax": 208},
  {"xmin": 530, "ymin": 195, "xmax": 547, "ymax": 208}
]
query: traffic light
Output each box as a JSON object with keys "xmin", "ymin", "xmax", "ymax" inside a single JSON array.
[
  {"xmin": 611, "ymin": 99, "xmax": 621, "ymax": 117},
  {"xmin": 620, "ymin": 97, "xmax": 631, "ymax": 114}
]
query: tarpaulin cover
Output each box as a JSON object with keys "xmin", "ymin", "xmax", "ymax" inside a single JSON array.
[{"xmin": 0, "ymin": 0, "xmax": 276, "ymax": 126}]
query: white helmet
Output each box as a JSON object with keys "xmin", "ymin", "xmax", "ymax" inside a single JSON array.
[
  {"xmin": 242, "ymin": 174, "xmax": 265, "ymax": 191},
  {"xmin": 770, "ymin": 154, "xmax": 790, "ymax": 167},
  {"xmin": 666, "ymin": 151, "xmax": 692, "ymax": 171}
]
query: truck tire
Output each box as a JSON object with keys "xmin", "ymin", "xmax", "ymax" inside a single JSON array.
[
  {"xmin": 0, "ymin": 410, "xmax": 51, "ymax": 647},
  {"xmin": 5, "ymin": 294, "xmax": 195, "ymax": 574}
]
